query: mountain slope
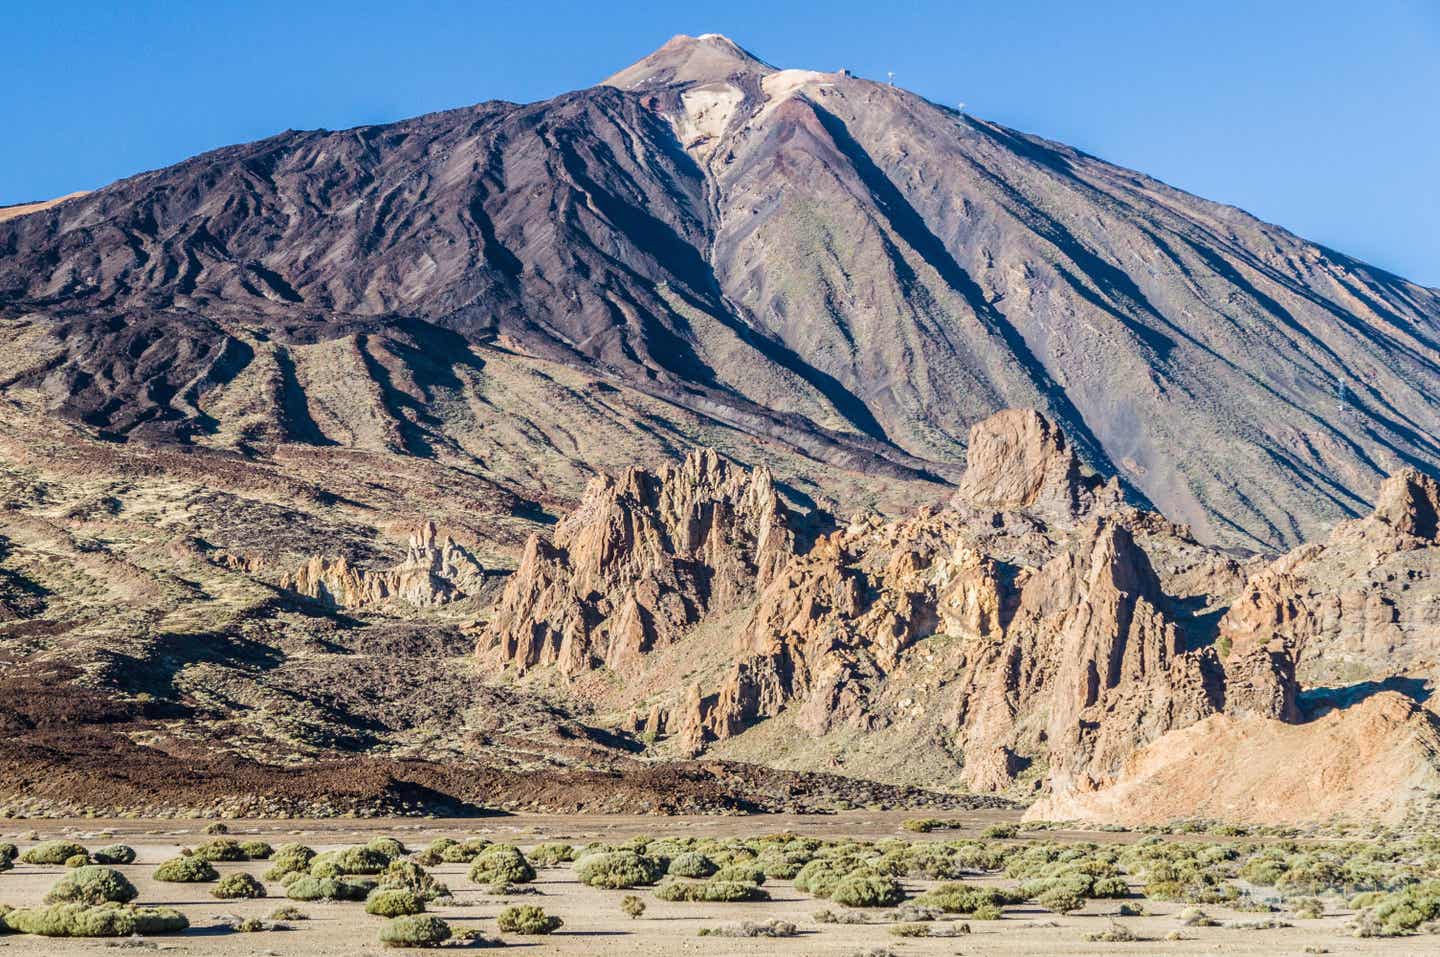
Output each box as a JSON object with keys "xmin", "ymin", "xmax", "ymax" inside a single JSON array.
[{"xmin": 2, "ymin": 33, "xmax": 1439, "ymax": 548}]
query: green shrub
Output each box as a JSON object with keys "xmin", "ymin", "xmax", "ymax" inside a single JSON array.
[
  {"xmin": 213, "ymin": 872, "xmax": 267, "ymax": 899},
  {"xmin": 915, "ymin": 883, "xmax": 1021, "ymax": 915},
  {"xmin": 90, "ymin": 845, "xmax": 136, "ymax": 866},
  {"xmin": 529, "ymin": 842, "xmax": 575, "ymax": 867},
  {"xmin": 575, "ymin": 851, "xmax": 665, "ymax": 889},
  {"xmin": 621, "ymin": 895, "xmax": 646, "ymax": 919},
  {"xmin": 205, "ymin": 822, "xmax": 230, "ymax": 835},
  {"xmin": 154, "ymin": 856, "xmax": 218, "ymax": 883},
  {"xmin": 0, "ymin": 842, "xmax": 17, "ymax": 862},
  {"xmin": 831, "ymin": 873, "xmax": 905, "ymax": 908},
  {"xmin": 1351, "ymin": 880, "xmax": 1440, "ymax": 936},
  {"xmin": 366, "ymin": 837, "xmax": 408, "ymax": 861},
  {"xmin": 286, "ymin": 876, "xmax": 375, "ymax": 901},
  {"xmin": 264, "ymin": 844, "xmax": 315, "ymax": 882},
  {"xmin": 496, "ymin": 905, "xmax": 563, "ymax": 934},
  {"xmin": 468, "ymin": 846, "xmax": 536, "ymax": 885},
  {"xmin": 240, "ymin": 841, "xmax": 274, "ymax": 860},
  {"xmin": 379, "ymin": 914, "xmax": 452, "ymax": 947},
  {"xmin": 655, "ymin": 879, "xmax": 770, "ymax": 903},
  {"xmin": 1037, "ymin": 887, "xmax": 1085, "ymax": 914},
  {"xmin": 310, "ymin": 846, "xmax": 391, "ymax": 877},
  {"xmin": 366, "ymin": 889, "xmax": 425, "ymax": 917},
  {"xmin": 981, "ymin": 824, "xmax": 1019, "ymax": 839},
  {"xmin": 268, "ymin": 905, "xmax": 308, "ymax": 921},
  {"xmin": 63, "ymin": 853, "xmax": 89, "ymax": 868},
  {"xmin": 793, "ymin": 859, "xmax": 849, "ymax": 898},
  {"xmin": 43, "ymin": 866, "xmax": 138, "ymax": 905},
  {"xmin": 713, "ymin": 862, "xmax": 766, "ymax": 885},
  {"xmin": 191, "ymin": 839, "xmax": 247, "ymax": 862},
  {"xmin": 1, "ymin": 903, "xmax": 188, "ymax": 937},
  {"xmin": 377, "ymin": 859, "xmax": 450, "ymax": 901},
  {"xmin": 668, "ymin": 852, "xmax": 718, "ymax": 878},
  {"xmin": 903, "ymin": 818, "xmax": 943, "ymax": 833},
  {"xmin": 20, "ymin": 841, "xmax": 87, "ymax": 865},
  {"xmin": 890, "ymin": 922, "xmax": 932, "ymax": 937},
  {"xmin": 427, "ymin": 838, "xmax": 490, "ymax": 864}
]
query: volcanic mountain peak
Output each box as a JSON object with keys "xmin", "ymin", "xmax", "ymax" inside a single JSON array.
[
  {"xmin": 2, "ymin": 34, "xmax": 1439, "ymax": 552},
  {"xmin": 603, "ymin": 33, "xmax": 774, "ymax": 89}
]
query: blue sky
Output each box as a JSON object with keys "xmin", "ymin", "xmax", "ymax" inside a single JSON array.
[{"xmin": 4, "ymin": 1, "xmax": 1437, "ymax": 285}]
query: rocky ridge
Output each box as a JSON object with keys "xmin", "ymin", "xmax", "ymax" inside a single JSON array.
[
  {"xmin": 477, "ymin": 408, "xmax": 1440, "ymax": 821},
  {"xmin": 281, "ymin": 521, "xmax": 490, "ymax": 609},
  {"xmin": 4, "ymin": 34, "xmax": 1440, "ymax": 549}
]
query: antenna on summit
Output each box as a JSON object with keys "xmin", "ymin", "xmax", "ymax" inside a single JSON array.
[{"xmin": 887, "ymin": 71, "xmax": 895, "ymax": 86}]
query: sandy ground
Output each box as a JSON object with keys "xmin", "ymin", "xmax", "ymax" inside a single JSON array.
[{"xmin": 0, "ymin": 815, "xmax": 1428, "ymax": 955}]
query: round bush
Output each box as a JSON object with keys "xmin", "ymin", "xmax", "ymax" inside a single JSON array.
[
  {"xmin": 793, "ymin": 859, "xmax": 850, "ymax": 898},
  {"xmin": 831, "ymin": 874, "xmax": 905, "ymax": 908},
  {"xmin": 1037, "ymin": 887, "xmax": 1085, "ymax": 914},
  {"xmin": 366, "ymin": 888, "xmax": 425, "ymax": 917},
  {"xmin": 240, "ymin": 841, "xmax": 274, "ymax": 860},
  {"xmin": 378, "ymin": 860, "xmax": 450, "ymax": 901},
  {"xmin": 575, "ymin": 851, "xmax": 665, "ymax": 889},
  {"xmin": 0, "ymin": 842, "xmax": 18, "ymax": 862},
  {"xmin": 529, "ymin": 842, "xmax": 575, "ymax": 867},
  {"xmin": 668, "ymin": 852, "xmax": 718, "ymax": 879},
  {"xmin": 191, "ymin": 839, "xmax": 247, "ymax": 862},
  {"xmin": 286, "ymin": 876, "xmax": 374, "ymax": 902},
  {"xmin": 154, "ymin": 856, "xmax": 218, "ymax": 883},
  {"xmin": 91, "ymin": 845, "xmax": 136, "ymax": 866},
  {"xmin": 713, "ymin": 862, "xmax": 766, "ymax": 885},
  {"xmin": 264, "ymin": 844, "xmax": 315, "ymax": 882},
  {"xmin": 213, "ymin": 872, "xmax": 267, "ymax": 899},
  {"xmin": 915, "ymin": 883, "xmax": 1020, "ymax": 915},
  {"xmin": 379, "ymin": 914, "xmax": 451, "ymax": 948},
  {"xmin": 20, "ymin": 841, "xmax": 87, "ymax": 865},
  {"xmin": 63, "ymin": 853, "xmax": 90, "ymax": 868},
  {"xmin": 496, "ymin": 904, "xmax": 563, "ymax": 935},
  {"xmin": 440, "ymin": 839, "xmax": 491, "ymax": 863},
  {"xmin": 365, "ymin": 837, "xmax": 408, "ymax": 861},
  {"xmin": 310, "ymin": 846, "xmax": 390, "ymax": 877},
  {"xmin": 655, "ymin": 879, "xmax": 770, "ymax": 903},
  {"xmin": 1, "ymin": 903, "xmax": 188, "ymax": 937},
  {"xmin": 468, "ymin": 846, "xmax": 536, "ymax": 885},
  {"xmin": 44, "ymin": 866, "xmax": 138, "ymax": 905}
]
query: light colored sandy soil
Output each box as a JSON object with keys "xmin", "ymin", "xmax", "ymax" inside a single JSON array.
[
  {"xmin": 0, "ymin": 815, "xmax": 1430, "ymax": 955},
  {"xmin": 0, "ymin": 192, "xmax": 87, "ymax": 221}
]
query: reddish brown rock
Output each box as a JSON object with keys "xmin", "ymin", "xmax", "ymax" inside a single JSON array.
[
  {"xmin": 950, "ymin": 408, "xmax": 1120, "ymax": 523},
  {"xmin": 1219, "ymin": 468, "xmax": 1440, "ymax": 687},
  {"xmin": 481, "ymin": 448, "xmax": 793, "ymax": 677},
  {"xmin": 282, "ymin": 521, "xmax": 486, "ymax": 609}
]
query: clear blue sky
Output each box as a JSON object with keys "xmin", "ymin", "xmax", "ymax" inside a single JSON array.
[{"xmin": 4, "ymin": 1, "xmax": 1437, "ymax": 286}]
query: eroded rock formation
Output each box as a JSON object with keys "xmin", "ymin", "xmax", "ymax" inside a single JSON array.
[
  {"xmin": 283, "ymin": 522, "xmax": 487, "ymax": 609},
  {"xmin": 474, "ymin": 409, "xmax": 1440, "ymax": 820},
  {"xmin": 1219, "ymin": 468, "xmax": 1440, "ymax": 688},
  {"xmin": 480, "ymin": 449, "xmax": 793, "ymax": 675}
]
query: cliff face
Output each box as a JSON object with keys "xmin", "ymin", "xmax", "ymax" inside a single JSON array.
[
  {"xmin": 478, "ymin": 409, "xmax": 1327, "ymax": 804},
  {"xmin": 480, "ymin": 449, "xmax": 793, "ymax": 675},
  {"xmin": 4, "ymin": 34, "xmax": 1439, "ymax": 549},
  {"xmin": 281, "ymin": 522, "xmax": 489, "ymax": 609},
  {"xmin": 1218, "ymin": 468, "xmax": 1440, "ymax": 690}
]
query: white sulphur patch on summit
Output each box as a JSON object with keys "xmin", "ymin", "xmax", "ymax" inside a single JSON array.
[
  {"xmin": 674, "ymin": 82, "xmax": 744, "ymax": 161},
  {"xmin": 758, "ymin": 69, "xmax": 835, "ymax": 121}
]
